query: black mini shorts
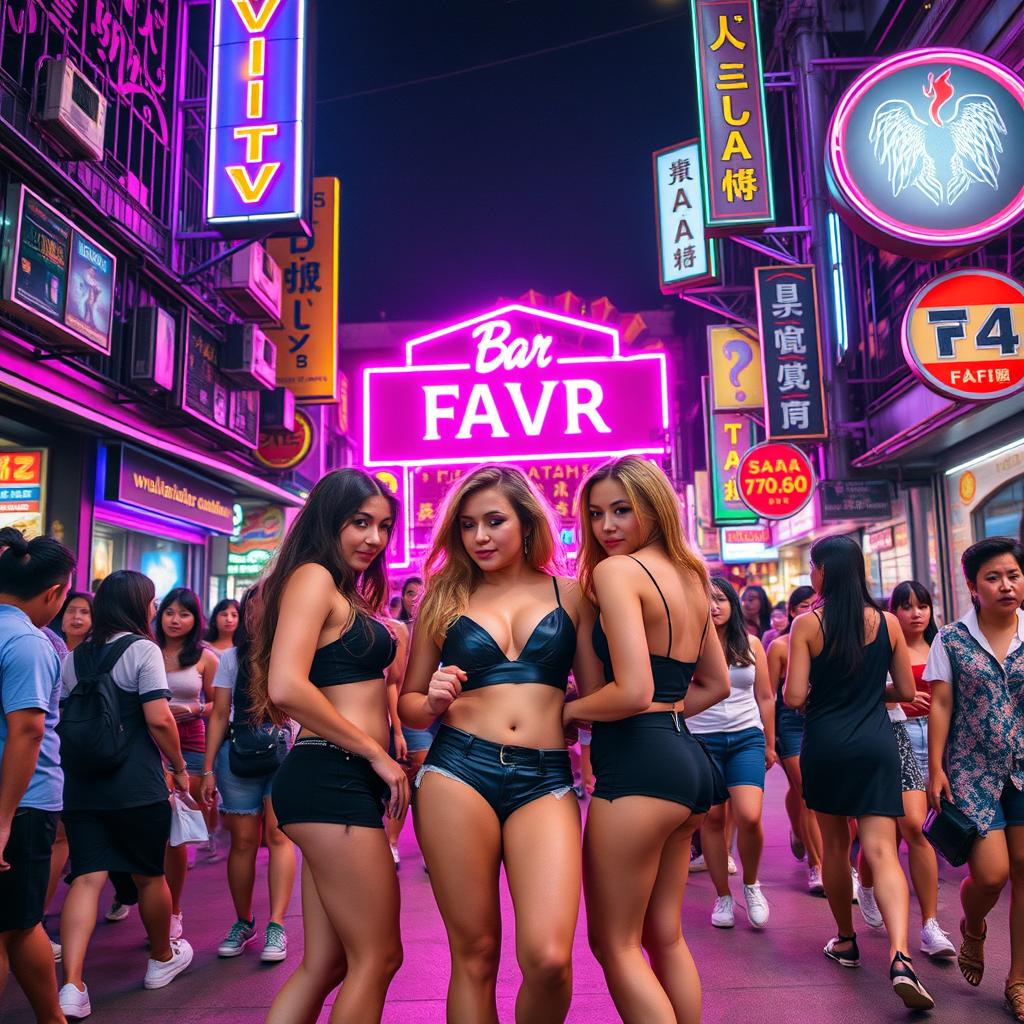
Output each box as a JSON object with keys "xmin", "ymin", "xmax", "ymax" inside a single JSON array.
[
  {"xmin": 416, "ymin": 724, "xmax": 573, "ymax": 825},
  {"xmin": 0, "ymin": 807, "xmax": 57, "ymax": 932},
  {"xmin": 63, "ymin": 800, "xmax": 171, "ymax": 881},
  {"xmin": 272, "ymin": 737, "xmax": 387, "ymax": 830},
  {"xmin": 591, "ymin": 712, "xmax": 727, "ymax": 812}
]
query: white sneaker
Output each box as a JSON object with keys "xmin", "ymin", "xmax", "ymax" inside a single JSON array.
[
  {"xmin": 390, "ymin": 844, "xmax": 400, "ymax": 868},
  {"xmin": 711, "ymin": 895, "xmax": 735, "ymax": 928},
  {"xmin": 727, "ymin": 855, "xmax": 738, "ymax": 875},
  {"xmin": 807, "ymin": 865, "xmax": 825, "ymax": 895},
  {"xmin": 50, "ymin": 938, "xmax": 62, "ymax": 961},
  {"xmin": 854, "ymin": 878, "xmax": 883, "ymax": 928},
  {"xmin": 144, "ymin": 938, "xmax": 193, "ymax": 989},
  {"xmin": 169, "ymin": 911, "xmax": 183, "ymax": 940},
  {"xmin": 106, "ymin": 900, "xmax": 130, "ymax": 922},
  {"xmin": 743, "ymin": 882, "xmax": 770, "ymax": 929},
  {"xmin": 920, "ymin": 918, "xmax": 956, "ymax": 958},
  {"xmin": 689, "ymin": 853, "xmax": 707, "ymax": 873},
  {"xmin": 59, "ymin": 982, "xmax": 91, "ymax": 1019}
]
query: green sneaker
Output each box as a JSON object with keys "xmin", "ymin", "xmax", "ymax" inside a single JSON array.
[
  {"xmin": 217, "ymin": 918, "xmax": 257, "ymax": 958},
  {"xmin": 260, "ymin": 922, "xmax": 287, "ymax": 963}
]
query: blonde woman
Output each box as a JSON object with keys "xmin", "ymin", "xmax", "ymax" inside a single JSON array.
[
  {"xmin": 563, "ymin": 456, "xmax": 730, "ymax": 1024},
  {"xmin": 400, "ymin": 465, "xmax": 599, "ymax": 1024}
]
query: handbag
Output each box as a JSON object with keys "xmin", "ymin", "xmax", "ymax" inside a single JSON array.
[
  {"xmin": 923, "ymin": 797, "xmax": 979, "ymax": 867},
  {"xmin": 228, "ymin": 720, "xmax": 288, "ymax": 778},
  {"xmin": 168, "ymin": 792, "xmax": 209, "ymax": 847}
]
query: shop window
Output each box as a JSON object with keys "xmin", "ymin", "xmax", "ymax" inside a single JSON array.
[
  {"xmin": 92, "ymin": 522, "xmax": 190, "ymax": 600},
  {"xmin": 973, "ymin": 477, "xmax": 1024, "ymax": 545}
]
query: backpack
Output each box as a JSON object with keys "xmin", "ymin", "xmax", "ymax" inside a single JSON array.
[{"xmin": 58, "ymin": 635, "xmax": 144, "ymax": 776}]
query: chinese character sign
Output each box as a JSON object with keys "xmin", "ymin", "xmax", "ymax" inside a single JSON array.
[
  {"xmin": 703, "ymin": 379, "xmax": 758, "ymax": 525},
  {"xmin": 653, "ymin": 140, "xmax": 718, "ymax": 291},
  {"xmin": 754, "ymin": 265, "xmax": 828, "ymax": 440},
  {"xmin": 690, "ymin": 0, "xmax": 774, "ymax": 229},
  {"xmin": 266, "ymin": 177, "xmax": 340, "ymax": 402},
  {"xmin": 708, "ymin": 325, "xmax": 763, "ymax": 411},
  {"xmin": 206, "ymin": 0, "xmax": 311, "ymax": 232}
]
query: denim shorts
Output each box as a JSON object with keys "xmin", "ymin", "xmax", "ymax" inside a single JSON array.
[
  {"xmin": 902, "ymin": 716, "xmax": 929, "ymax": 779},
  {"xmin": 775, "ymin": 706, "xmax": 804, "ymax": 761},
  {"xmin": 416, "ymin": 724, "xmax": 572, "ymax": 824},
  {"xmin": 215, "ymin": 744, "xmax": 276, "ymax": 815},
  {"xmin": 696, "ymin": 726, "xmax": 766, "ymax": 790},
  {"xmin": 988, "ymin": 779, "xmax": 1024, "ymax": 831},
  {"xmin": 401, "ymin": 724, "xmax": 437, "ymax": 753}
]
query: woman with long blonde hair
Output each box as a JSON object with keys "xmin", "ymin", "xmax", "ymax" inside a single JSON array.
[
  {"xmin": 563, "ymin": 456, "xmax": 730, "ymax": 1024},
  {"xmin": 400, "ymin": 464, "xmax": 601, "ymax": 1024},
  {"xmin": 247, "ymin": 469, "xmax": 409, "ymax": 1024}
]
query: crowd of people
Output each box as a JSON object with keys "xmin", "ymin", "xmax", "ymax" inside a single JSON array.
[{"xmin": 0, "ymin": 459, "xmax": 1022, "ymax": 1023}]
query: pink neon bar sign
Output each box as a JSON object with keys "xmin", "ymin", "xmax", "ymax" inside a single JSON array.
[{"xmin": 363, "ymin": 305, "xmax": 670, "ymax": 467}]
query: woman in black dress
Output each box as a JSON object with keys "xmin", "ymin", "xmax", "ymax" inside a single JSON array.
[{"xmin": 785, "ymin": 535, "xmax": 934, "ymax": 1010}]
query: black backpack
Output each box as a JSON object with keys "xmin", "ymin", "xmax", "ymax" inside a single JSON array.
[{"xmin": 58, "ymin": 635, "xmax": 144, "ymax": 776}]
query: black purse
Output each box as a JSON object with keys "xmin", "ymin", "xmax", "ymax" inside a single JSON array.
[
  {"xmin": 228, "ymin": 721, "xmax": 288, "ymax": 778},
  {"xmin": 923, "ymin": 797, "xmax": 978, "ymax": 867}
]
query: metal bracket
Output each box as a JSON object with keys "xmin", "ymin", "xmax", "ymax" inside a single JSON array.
[
  {"xmin": 729, "ymin": 226, "xmax": 811, "ymax": 265},
  {"xmin": 679, "ymin": 287, "xmax": 757, "ymax": 329},
  {"xmin": 764, "ymin": 70, "xmax": 797, "ymax": 90},
  {"xmin": 179, "ymin": 235, "xmax": 268, "ymax": 282}
]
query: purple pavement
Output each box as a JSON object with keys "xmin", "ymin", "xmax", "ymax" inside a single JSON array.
[{"xmin": 1, "ymin": 770, "xmax": 1011, "ymax": 1023}]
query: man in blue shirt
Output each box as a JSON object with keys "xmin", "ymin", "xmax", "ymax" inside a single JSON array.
[{"xmin": 0, "ymin": 534, "xmax": 75, "ymax": 1022}]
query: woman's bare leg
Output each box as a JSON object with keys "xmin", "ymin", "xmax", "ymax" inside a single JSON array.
[
  {"xmin": 700, "ymin": 802, "xmax": 730, "ymax": 898},
  {"xmin": 897, "ymin": 791, "xmax": 938, "ymax": 924},
  {"xmin": 782, "ymin": 757, "xmax": 821, "ymax": 869},
  {"xmin": 857, "ymin": 814, "xmax": 910, "ymax": 959},
  {"xmin": 223, "ymin": 813, "xmax": 261, "ymax": 922},
  {"xmin": 815, "ymin": 812, "xmax": 854, "ymax": 940},
  {"xmin": 262, "ymin": 798, "xmax": 297, "ymax": 925}
]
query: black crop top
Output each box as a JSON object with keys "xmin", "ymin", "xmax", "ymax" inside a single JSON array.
[
  {"xmin": 308, "ymin": 616, "xmax": 397, "ymax": 687},
  {"xmin": 440, "ymin": 577, "xmax": 575, "ymax": 692},
  {"xmin": 592, "ymin": 556, "xmax": 709, "ymax": 704}
]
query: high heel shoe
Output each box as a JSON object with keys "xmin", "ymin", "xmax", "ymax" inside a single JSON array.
[{"xmin": 890, "ymin": 951, "xmax": 935, "ymax": 1010}]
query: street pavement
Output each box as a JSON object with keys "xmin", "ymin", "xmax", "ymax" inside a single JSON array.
[{"xmin": 1, "ymin": 770, "xmax": 1012, "ymax": 1023}]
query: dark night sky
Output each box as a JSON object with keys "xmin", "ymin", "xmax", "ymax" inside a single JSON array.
[{"xmin": 313, "ymin": 0, "xmax": 698, "ymax": 323}]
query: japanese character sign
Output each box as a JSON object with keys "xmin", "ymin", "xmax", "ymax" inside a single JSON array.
[
  {"xmin": 690, "ymin": 0, "xmax": 775, "ymax": 229},
  {"xmin": 703, "ymin": 378, "xmax": 759, "ymax": 526},
  {"xmin": 754, "ymin": 265, "xmax": 828, "ymax": 440},
  {"xmin": 266, "ymin": 177, "xmax": 340, "ymax": 403},
  {"xmin": 653, "ymin": 140, "xmax": 718, "ymax": 292}
]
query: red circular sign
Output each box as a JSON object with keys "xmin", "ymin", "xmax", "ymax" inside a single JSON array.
[
  {"xmin": 737, "ymin": 442, "xmax": 816, "ymax": 520},
  {"xmin": 254, "ymin": 409, "xmax": 314, "ymax": 470},
  {"xmin": 901, "ymin": 269, "xmax": 1024, "ymax": 401}
]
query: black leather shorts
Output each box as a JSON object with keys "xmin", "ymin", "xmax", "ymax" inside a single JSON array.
[{"xmin": 416, "ymin": 724, "xmax": 572, "ymax": 824}]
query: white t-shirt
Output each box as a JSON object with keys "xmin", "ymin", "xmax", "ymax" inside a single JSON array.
[
  {"xmin": 689, "ymin": 662, "xmax": 763, "ymax": 734},
  {"xmin": 61, "ymin": 632, "xmax": 169, "ymax": 701}
]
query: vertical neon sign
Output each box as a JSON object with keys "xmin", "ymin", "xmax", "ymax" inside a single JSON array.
[{"xmin": 206, "ymin": 0, "xmax": 311, "ymax": 234}]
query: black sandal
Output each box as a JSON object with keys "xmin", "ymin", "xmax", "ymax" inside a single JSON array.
[
  {"xmin": 824, "ymin": 933, "xmax": 860, "ymax": 968},
  {"xmin": 890, "ymin": 951, "xmax": 935, "ymax": 1010}
]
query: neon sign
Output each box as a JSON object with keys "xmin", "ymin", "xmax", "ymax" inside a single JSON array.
[
  {"xmin": 362, "ymin": 305, "xmax": 670, "ymax": 467},
  {"xmin": 827, "ymin": 49, "xmax": 1024, "ymax": 257},
  {"xmin": 206, "ymin": 0, "xmax": 311, "ymax": 233}
]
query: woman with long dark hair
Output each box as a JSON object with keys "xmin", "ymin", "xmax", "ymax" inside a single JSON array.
[
  {"xmin": 400, "ymin": 465, "xmax": 595, "ymax": 1024},
  {"xmin": 58, "ymin": 571, "xmax": 192, "ymax": 1019},
  {"xmin": 249, "ymin": 469, "xmax": 408, "ymax": 1024},
  {"xmin": 563, "ymin": 456, "xmax": 730, "ymax": 1024},
  {"xmin": 397, "ymin": 576, "xmax": 422, "ymax": 624},
  {"xmin": 890, "ymin": 580, "xmax": 937, "ymax": 776},
  {"xmin": 740, "ymin": 585, "xmax": 772, "ymax": 639},
  {"xmin": 58, "ymin": 591, "xmax": 93, "ymax": 652},
  {"xmin": 689, "ymin": 577, "xmax": 774, "ymax": 931},
  {"xmin": 785, "ymin": 535, "xmax": 933, "ymax": 1009},
  {"xmin": 156, "ymin": 587, "xmax": 219, "ymax": 934},
  {"xmin": 766, "ymin": 585, "xmax": 823, "ymax": 892},
  {"xmin": 200, "ymin": 588, "xmax": 296, "ymax": 963},
  {"xmin": 205, "ymin": 598, "xmax": 240, "ymax": 654}
]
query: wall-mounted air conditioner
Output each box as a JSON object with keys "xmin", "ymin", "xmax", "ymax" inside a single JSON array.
[
  {"xmin": 217, "ymin": 244, "xmax": 282, "ymax": 325},
  {"xmin": 130, "ymin": 307, "xmax": 176, "ymax": 393},
  {"xmin": 40, "ymin": 57, "xmax": 106, "ymax": 161},
  {"xmin": 260, "ymin": 387, "xmax": 295, "ymax": 432},
  {"xmin": 222, "ymin": 323, "xmax": 277, "ymax": 390}
]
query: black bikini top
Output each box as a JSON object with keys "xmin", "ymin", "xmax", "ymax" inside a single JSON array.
[
  {"xmin": 308, "ymin": 615, "xmax": 396, "ymax": 687},
  {"xmin": 440, "ymin": 577, "xmax": 575, "ymax": 692},
  {"xmin": 592, "ymin": 556, "xmax": 709, "ymax": 704}
]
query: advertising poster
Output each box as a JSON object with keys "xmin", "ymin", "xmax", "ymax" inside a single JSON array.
[
  {"xmin": 12, "ymin": 191, "xmax": 69, "ymax": 322},
  {"xmin": 0, "ymin": 449, "xmax": 45, "ymax": 538},
  {"xmin": 65, "ymin": 232, "xmax": 115, "ymax": 352}
]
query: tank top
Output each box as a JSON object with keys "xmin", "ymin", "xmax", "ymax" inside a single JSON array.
[
  {"xmin": 308, "ymin": 616, "xmax": 396, "ymax": 687},
  {"xmin": 440, "ymin": 577, "xmax": 575, "ymax": 692},
  {"xmin": 591, "ymin": 556, "xmax": 709, "ymax": 704},
  {"xmin": 899, "ymin": 662, "xmax": 931, "ymax": 719},
  {"xmin": 166, "ymin": 661, "xmax": 205, "ymax": 752},
  {"xmin": 689, "ymin": 660, "xmax": 763, "ymax": 734}
]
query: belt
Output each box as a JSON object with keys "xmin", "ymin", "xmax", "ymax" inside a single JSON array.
[
  {"xmin": 293, "ymin": 736, "xmax": 364, "ymax": 759},
  {"xmin": 440, "ymin": 725, "xmax": 566, "ymax": 768}
]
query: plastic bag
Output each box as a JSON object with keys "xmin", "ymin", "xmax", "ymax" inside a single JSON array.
[{"xmin": 168, "ymin": 791, "xmax": 209, "ymax": 847}]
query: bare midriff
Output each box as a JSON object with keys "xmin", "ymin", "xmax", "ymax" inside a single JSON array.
[
  {"xmin": 296, "ymin": 676, "xmax": 391, "ymax": 751},
  {"xmin": 443, "ymin": 683, "xmax": 567, "ymax": 748}
]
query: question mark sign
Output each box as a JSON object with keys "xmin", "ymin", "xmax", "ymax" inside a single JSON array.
[{"xmin": 722, "ymin": 339, "xmax": 754, "ymax": 402}]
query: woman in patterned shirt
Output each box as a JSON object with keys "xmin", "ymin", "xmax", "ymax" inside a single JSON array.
[{"xmin": 926, "ymin": 536, "xmax": 1024, "ymax": 1020}]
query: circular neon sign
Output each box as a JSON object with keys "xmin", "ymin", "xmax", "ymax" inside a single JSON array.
[
  {"xmin": 827, "ymin": 49, "xmax": 1024, "ymax": 257},
  {"xmin": 901, "ymin": 268, "xmax": 1024, "ymax": 401},
  {"xmin": 737, "ymin": 442, "xmax": 816, "ymax": 520},
  {"xmin": 255, "ymin": 409, "xmax": 315, "ymax": 471}
]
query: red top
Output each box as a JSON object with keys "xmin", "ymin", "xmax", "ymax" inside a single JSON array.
[{"xmin": 900, "ymin": 662, "xmax": 931, "ymax": 719}]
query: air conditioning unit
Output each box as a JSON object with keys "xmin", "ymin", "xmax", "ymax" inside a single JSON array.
[
  {"xmin": 217, "ymin": 244, "xmax": 282, "ymax": 325},
  {"xmin": 130, "ymin": 307, "xmax": 176, "ymax": 393},
  {"xmin": 222, "ymin": 323, "xmax": 277, "ymax": 390},
  {"xmin": 260, "ymin": 387, "xmax": 295, "ymax": 432},
  {"xmin": 40, "ymin": 57, "xmax": 106, "ymax": 161}
]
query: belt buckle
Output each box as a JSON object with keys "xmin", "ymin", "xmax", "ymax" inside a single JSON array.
[{"xmin": 499, "ymin": 745, "xmax": 511, "ymax": 766}]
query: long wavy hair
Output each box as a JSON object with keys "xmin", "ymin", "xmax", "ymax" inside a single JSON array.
[
  {"xmin": 155, "ymin": 587, "xmax": 206, "ymax": 668},
  {"xmin": 247, "ymin": 470, "xmax": 397, "ymax": 725},
  {"xmin": 417, "ymin": 465, "xmax": 562, "ymax": 645},
  {"xmin": 711, "ymin": 576, "xmax": 754, "ymax": 667},
  {"xmin": 889, "ymin": 580, "xmax": 938, "ymax": 644},
  {"xmin": 810, "ymin": 534, "xmax": 881, "ymax": 674},
  {"xmin": 575, "ymin": 456, "xmax": 709, "ymax": 601}
]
